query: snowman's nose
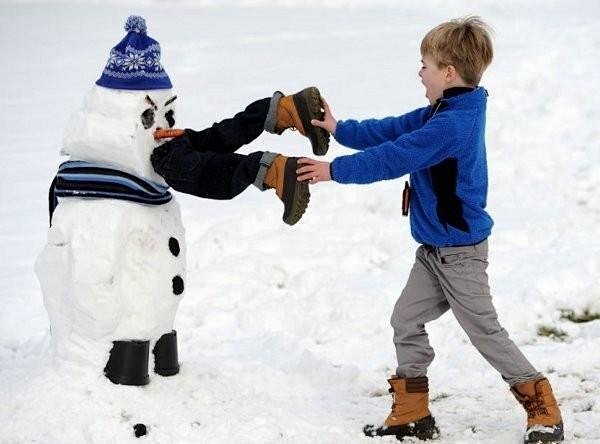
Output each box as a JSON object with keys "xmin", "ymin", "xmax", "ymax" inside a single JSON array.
[{"xmin": 154, "ymin": 128, "xmax": 185, "ymax": 140}]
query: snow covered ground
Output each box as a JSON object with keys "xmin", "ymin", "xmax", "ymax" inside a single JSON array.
[{"xmin": 1, "ymin": 0, "xmax": 600, "ymax": 442}]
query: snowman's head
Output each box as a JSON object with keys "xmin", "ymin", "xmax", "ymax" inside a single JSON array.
[
  {"xmin": 62, "ymin": 16, "xmax": 174, "ymax": 185},
  {"xmin": 63, "ymin": 86, "xmax": 177, "ymax": 184}
]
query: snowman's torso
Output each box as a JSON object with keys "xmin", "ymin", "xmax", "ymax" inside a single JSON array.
[{"xmin": 36, "ymin": 197, "xmax": 185, "ymax": 365}]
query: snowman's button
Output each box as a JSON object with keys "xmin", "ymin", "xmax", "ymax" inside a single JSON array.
[
  {"xmin": 169, "ymin": 237, "xmax": 180, "ymax": 256},
  {"xmin": 172, "ymin": 276, "xmax": 184, "ymax": 295}
]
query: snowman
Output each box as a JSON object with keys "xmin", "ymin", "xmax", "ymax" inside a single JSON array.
[{"xmin": 36, "ymin": 16, "xmax": 184, "ymax": 385}]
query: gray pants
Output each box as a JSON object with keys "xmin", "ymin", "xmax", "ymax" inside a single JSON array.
[{"xmin": 391, "ymin": 240, "xmax": 542, "ymax": 386}]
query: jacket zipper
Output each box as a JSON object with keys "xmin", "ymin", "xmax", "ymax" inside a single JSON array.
[{"xmin": 402, "ymin": 100, "xmax": 445, "ymax": 217}]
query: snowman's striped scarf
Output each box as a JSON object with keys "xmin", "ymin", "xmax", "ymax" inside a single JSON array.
[{"xmin": 48, "ymin": 160, "xmax": 172, "ymax": 225}]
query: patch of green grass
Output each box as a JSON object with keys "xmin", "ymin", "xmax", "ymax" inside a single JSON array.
[
  {"xmin": 559, "ymin": 309, "xmax": 600, "ymax": 323},
  {"xmin": 537, "ymin": 325, "xmax": 568, "ymax": 341}
]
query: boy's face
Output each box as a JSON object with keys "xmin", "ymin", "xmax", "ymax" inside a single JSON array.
[{"xmin": 419, "ymin": 55, "xmax": 449, "ymax": 105}]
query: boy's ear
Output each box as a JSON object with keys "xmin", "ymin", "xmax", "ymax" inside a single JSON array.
[{"xmin": 445, "ymin": 65, "xmax": 458, "ymax": 82}]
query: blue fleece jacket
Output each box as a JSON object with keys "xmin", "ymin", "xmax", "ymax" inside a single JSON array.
[{"xmin": 331, "ymin": 87, "xmax": 493, "ymax": 247}]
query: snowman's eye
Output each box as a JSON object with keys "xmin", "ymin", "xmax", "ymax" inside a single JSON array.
[
  {"xmin": 141, "ymin": 108, "xmax": 155, "ymax": 129},
  {"xmin": 165, "ymin": 110, "xmax": 175, "ymax": 128}
]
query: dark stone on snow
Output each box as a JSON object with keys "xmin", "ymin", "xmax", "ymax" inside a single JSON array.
[{"xmin": 133, "ymin": 423, "xmax": 147, "ymax": 437}]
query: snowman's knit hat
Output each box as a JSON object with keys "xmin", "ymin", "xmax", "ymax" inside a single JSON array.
[{"xmin": 96, "ymin": 16, "xmax": 172, "ymax": 90}]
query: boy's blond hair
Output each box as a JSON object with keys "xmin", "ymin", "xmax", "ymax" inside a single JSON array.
[{"xmin": 420, "ymin": 16, "xmax": 493, "ymax": 86}]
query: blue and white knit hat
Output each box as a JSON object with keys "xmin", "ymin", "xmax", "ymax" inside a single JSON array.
[{"xmin": 96, "ymin": 16, "xmax": 172, "ymax": 90}]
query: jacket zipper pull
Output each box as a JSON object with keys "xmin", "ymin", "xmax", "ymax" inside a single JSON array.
[{"xmin": 402, "ymin": 181, "xmax": 410, "ymax": 216}]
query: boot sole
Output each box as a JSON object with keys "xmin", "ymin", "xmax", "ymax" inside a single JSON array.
[
  {"xmin": 364, "ymin": 415, "xmax": 439, "ymax": 441},
  {"xmin": 292, "ymin": 87, "xmax": 330, "ymax": 156},
  {"xmin": 282, "ymin": 157, "xmax": 310, "ymax": 225},
  {"xmin": 524, "ymin": 421, "xmax": 564, "ymax": 443}
]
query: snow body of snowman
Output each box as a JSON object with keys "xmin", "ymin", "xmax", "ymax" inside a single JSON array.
[{"xmin": 35, "ymin": 16, "xmax": 184, "ymax": 385}]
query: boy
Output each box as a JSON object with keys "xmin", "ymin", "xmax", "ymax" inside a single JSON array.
[
  {"xmin": 297, "ymin": 16, "xmax": 563, "ymax": 443},
  {"xmin": 151, "ymin": 87, "xmax": 330, "ymax": 226}
]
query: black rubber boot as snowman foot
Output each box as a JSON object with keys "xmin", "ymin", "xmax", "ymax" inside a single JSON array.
[
  {"xmin": 104, "ymin": 340, "xmax": 150, "ymax": 386},
  {"xmin": 153, "ymin": 330, "xmax": 180, "ymax": 376}
]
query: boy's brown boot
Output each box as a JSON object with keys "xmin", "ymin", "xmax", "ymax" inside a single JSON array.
[
  {"xmin": 364, "ymin": 376, "xmax": 439, "ymax": 441},
  {"xmin": 511, "ymin": 377, "xmax": 564, "ymax": 443},
  {"xmin": 263, "ymin": 155, "xmax": 310, "ymax": 226},
  {"xmin": 275, "ymin": 87, "xmax": 330, "ymax": 156}
]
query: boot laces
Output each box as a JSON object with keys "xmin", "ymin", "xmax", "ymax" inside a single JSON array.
[
  {"xmin": 524, "ymin": 400, "xmax": 549, "ymax": 418},
  {"xmin": 523, "ymin": 390, "xmax": 550, "ymax": 418},
  {"xmin": 287, "ymin": 111, "xmax": 297, "ymax": 131},
  {"xmin": 389, "ymin": 388, "xmax": 399, "ymax": 411},
  {"xmin": 282, "ymin": 106, "xmax": 299, "ymax": 132}
]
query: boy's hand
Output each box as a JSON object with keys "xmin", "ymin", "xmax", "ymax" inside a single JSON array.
[
  {"xmin": 296, "ymin": 158, "xmax": 331, "ymax": 184},
  {"xmin": 311, "ymin": 98, "xmax": 337, "ymax": 135}
]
